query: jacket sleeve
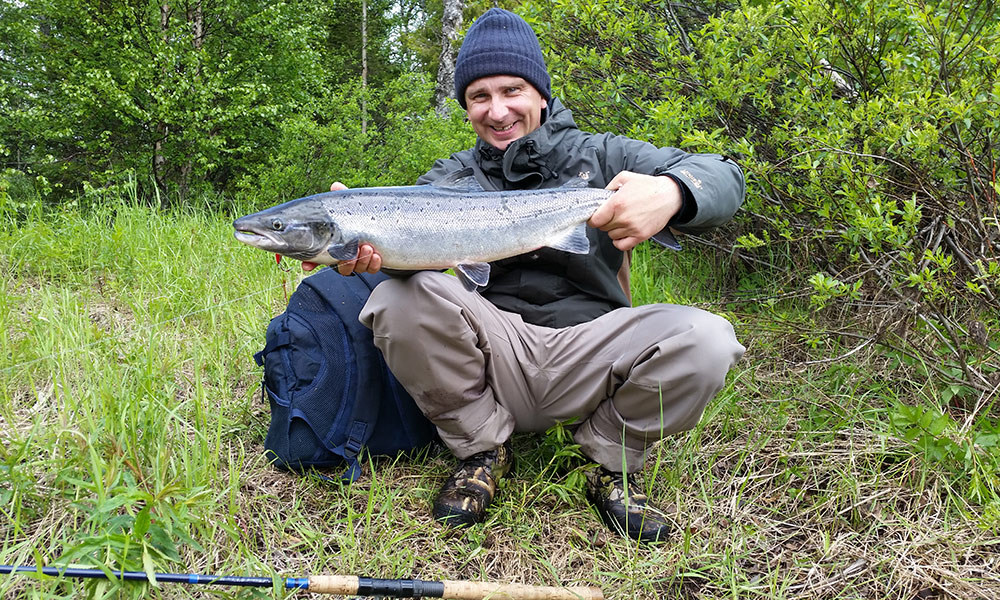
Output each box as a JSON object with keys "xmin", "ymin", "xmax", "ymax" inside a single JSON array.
[{"xmin": 595, "ymin": 133, "xmax": 745, "ymax": 234}]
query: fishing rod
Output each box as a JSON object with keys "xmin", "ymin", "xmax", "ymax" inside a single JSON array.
[{"xmin": 0, "ymin": 565, "xmax": 604, "ymax": 600}]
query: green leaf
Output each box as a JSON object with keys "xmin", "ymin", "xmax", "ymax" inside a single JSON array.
[
  {"xmin": 141, "ymin": 547, "xmax": 159, "ymax": 587},
  {"xmin": 134, "ymin": 505, "xmax": 151, "ymax": 538}
]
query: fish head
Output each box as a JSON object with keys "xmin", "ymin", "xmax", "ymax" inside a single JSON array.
[{"xmin": 233, "ymin": 198, "xmax": 339, "ymax": 264}]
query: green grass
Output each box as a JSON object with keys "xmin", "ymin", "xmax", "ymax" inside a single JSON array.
[{"xmin": 1, "ymin": 193, "xmax": 998, "ymax": 599}]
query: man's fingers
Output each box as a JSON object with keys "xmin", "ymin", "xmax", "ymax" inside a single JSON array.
[
  {"xmin": 612, "ymin": 236, "xmax": 641, "ymax": 252},
  {"xmin": 337, "ymin": 259, "xmax": 358, "ymax": 276},
  {"xmin": 330, "ymin": 181, "xmax": 348, "ymax": 191},
  {"xmin": 604, "ymin": 226, "xmax": 640, "ymax": 250},
  {"xmin": 366, "ymin": 253, "xmax": 382, "ymax": 273},
  {"xmin": 588, "ymin": 196, "xmax": 619, "ymax": 229},
  {"xmin": 354, "ymin": 244, "xmax": 374, "ymax": 272},
  {"xmin": 605, "ymin": 171, "xmax": 629, "ymax": 191},
  {"xmin": 607, "ymin": 222, "xmax": 646, "ymax": 240},
  {"xmin": 335, "ymin": 243, "xmax": 381, "ymax": 276},
  {"xmin": 592, "ymin": 172, "xmax": 638, "ymax": 229}
]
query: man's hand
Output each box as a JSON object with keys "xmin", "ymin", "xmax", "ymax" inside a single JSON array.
[
  {"xmin": 588, "ymin": 171, "xmax": 683, "ymax": 252},
  {"xmin": 301, "ymin": 181, "xmax": 384, "ymax": 275}
]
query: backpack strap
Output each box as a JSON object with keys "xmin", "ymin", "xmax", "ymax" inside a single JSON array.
[
  {"xmin": 253, "ymin": 329, "xmax": 291, "ymax": 367},
  {"xmin": 340, "ymin": 273, "xmax": 393, "ymax": 483},
  {"xmin": 339, "ymin": 420, "xmax": 369, "ymax": 483},
  {"xmin": 304, "ymin": 270, "xmax": 391, "ymax": 481},
  {"xmin": 338, "ymin": 272, "xmax": 390, "ymax": 482}
]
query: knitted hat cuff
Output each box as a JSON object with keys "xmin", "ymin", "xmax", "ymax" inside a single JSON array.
[{"xmin": 454, "ymin": 51, "xmax": 550, "ymax": 107}]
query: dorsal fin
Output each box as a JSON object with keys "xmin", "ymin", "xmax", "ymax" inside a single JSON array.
[{"xmin": 430, "ymin": 167, "xmax": 485, "ymax": 192}]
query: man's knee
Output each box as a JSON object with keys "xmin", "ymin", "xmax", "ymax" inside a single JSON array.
[
  {"xmin": 637, "ymin": 305, "xmax": 744, "ymax": 383},
  {"xmin": 371, "ymin": 270, "xmax": 449, "ymax": 303},
  {"xmin": 683, "ymin": 309, "xmax": 744, "ymax": 376},
  {"xmin": 361, "ymin": 271, "xmax": 463, "ymax": 335}
]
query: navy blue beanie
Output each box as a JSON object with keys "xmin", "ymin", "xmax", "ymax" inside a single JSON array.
[{"xmin": 454, "ymin": 8, "xmax": 551, "ymax": 108}]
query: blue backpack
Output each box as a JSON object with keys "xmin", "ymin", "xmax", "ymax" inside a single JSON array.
[{"xmin": 254, "ymin": 269, "xmax": 436, "ymax": 481}]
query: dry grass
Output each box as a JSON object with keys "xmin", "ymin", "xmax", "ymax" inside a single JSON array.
[{"xmin": 164, "ymin": 361, "xmax": 1000, "ymax": 600}]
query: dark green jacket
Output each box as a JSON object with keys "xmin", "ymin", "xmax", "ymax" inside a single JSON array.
[{"xmin": 417, "ymin": 98, "xmax": 745, "ymax": 328}]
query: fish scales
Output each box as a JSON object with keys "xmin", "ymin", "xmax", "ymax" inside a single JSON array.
[
  {"xmin": 326, "ymin": 187, "xmax": 608, "ymax": 269},
  {"xmin": 233, "ymin": 168, "xmax": 612, "ymax": 290}
]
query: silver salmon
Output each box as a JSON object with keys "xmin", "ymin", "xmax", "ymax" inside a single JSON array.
[{"xmin": 233, "ymin": 168, "xmax": 612, "ymax": 291}]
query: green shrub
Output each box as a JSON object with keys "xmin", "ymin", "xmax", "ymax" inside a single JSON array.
[
  {"xmin": 524, "ymin": 0, "xmax": 999, "ymax": 402},
  {"xmin": 0, "ymin": 168, "xmax": 45, "ymax": 224},
  {"xmin": 237, "ymin": 74, "xmax": 475, "ymax": 207}
]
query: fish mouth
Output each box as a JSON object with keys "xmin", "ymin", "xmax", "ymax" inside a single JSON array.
[
  {"xmin": 232, "ymin": 221, "xmax": 333, "ymax": 263},
  {"xmin": 233, "ymin": 228, "xmax": 288, "ymax": 251}
]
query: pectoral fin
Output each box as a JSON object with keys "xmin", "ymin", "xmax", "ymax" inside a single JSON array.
[
  {"xmin": 328, "ymin": 238, "xmax": 360, "ymax": 261},
  {"xmin": 454, "ymin": 262, "xmax": 491, "ymax": 292}
]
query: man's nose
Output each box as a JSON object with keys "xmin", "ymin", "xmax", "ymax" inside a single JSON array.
[{"xmin": 487, "ymin": 98, "xmax": 509, "ymax": 121}]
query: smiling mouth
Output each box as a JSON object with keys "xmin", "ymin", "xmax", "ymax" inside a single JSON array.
[{"xmin": 492, "ymin": 122, "xmax": 517, "ymax": 133}]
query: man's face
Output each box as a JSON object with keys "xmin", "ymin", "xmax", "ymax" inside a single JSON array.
[{"xmin": 464, "ymin": 75, "xmax": 548, "ymax": 151}]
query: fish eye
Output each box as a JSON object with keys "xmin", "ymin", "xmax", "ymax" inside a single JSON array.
[{"xmin": 271, "ymin": 219, "xmax": 283, "ymax": 230}]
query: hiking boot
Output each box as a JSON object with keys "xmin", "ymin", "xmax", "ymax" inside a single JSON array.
[
  {"xmin": 432, "ymin": 442, "xmax": 513, "ymax": 527},
  {"xmin": 585, "ymin": 466, "xmax": 672, "ymax": 543}
]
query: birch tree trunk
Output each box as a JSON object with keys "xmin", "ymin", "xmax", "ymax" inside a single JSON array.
[
  {"xmin": 433, "ymin": 0, "xmax": 463, "ymax": 116},
  {"xmin": 180, "ymin": 0, "xmax": 204, "ymax": 199},
  {"xmin": 153, "ymin": 2, "xmax": 171, "ymax": 200},
  {"xmin": 361, "ymin": 0, "xmax": 368, "ymax": 137}
]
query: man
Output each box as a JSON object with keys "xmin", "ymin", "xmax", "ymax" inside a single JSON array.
[{"xmin": 312, "ymin": 8, "xmax": 746, "ymax": 542}]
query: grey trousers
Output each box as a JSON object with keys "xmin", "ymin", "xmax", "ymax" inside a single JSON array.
[{"xmin": 359, "ymin": 272, "xmax": 745, "ymax": 473}]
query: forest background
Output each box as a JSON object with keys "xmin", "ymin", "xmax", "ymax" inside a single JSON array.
[{"xmin": 1, "ymin": 0, "xmax": 999, "ymax": 598}]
